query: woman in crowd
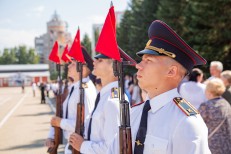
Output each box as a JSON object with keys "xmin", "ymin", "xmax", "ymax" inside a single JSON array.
[{"xmin": 199, "ymin": 78, "xmax": 231, "ymax": 154}]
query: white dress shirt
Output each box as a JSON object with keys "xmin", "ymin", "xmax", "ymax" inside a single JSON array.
[
  {"xmin": 108, "ymin": 88, "xmax": 211, "ymax": 154},
  {"xmin": 47, "ymin": 77, "xmax": 97, "ymax": 153},
  {"xmin": 179, "ymin": 81, "xmax": 207, "ymax": 109},
  {"xmin": 80, "ymin": 81, "xmax": 124, "ymax": 154}
]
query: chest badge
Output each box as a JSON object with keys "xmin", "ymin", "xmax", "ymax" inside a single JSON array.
[
  {"xmin": 111, "ymin": 87, "xmax": 119, "ymax": 98},
  {"xmin": 135, "ymin": 140, "xmax": 143, "ymax": 146}
]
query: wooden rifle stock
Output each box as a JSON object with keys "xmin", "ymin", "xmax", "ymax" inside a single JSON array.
[
  {"xmin": 113, "ymin": 60, "xmax": 133, "ymax": 154},
  {"xmin": 61, "ymin": 79, "xmax": 69, "ymax": 101},
  {"xmin": 69, "ymin": 62, "xmax": 85, "ymax": 154},
  {"xmin": 47, "ymin": 64, "xmax": 63, "ymax": 154}
]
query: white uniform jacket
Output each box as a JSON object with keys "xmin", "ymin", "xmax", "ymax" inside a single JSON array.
[
  {"xmin": 47, "ymin": 77, "xmax": 97, "ymax": 150},
  {"xmin": 108, "ymin": 88, "xmax": 211, "ymax": 154},
  {"xmin": 80, "ymin": 81, "xmax": 128, "ymax": 154}
]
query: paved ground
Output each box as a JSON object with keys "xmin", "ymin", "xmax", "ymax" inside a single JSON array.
[{"xmin": 0, "ymin": 87, "xmax": 65, "ymax": 154}]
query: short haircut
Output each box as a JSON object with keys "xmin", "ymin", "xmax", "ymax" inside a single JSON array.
[
  {"xmin": 206, "ymin": 78, "xmax": 225, "ymax": 97},
  {"xmin": 210, "ymin": 61, "xmax": 223, "ymax": 71},
  {"xmin": 221, "ymin": 70, "xmax": 231, "ymax": 85},
  {"xmin": 189, "ymin": 68, "xmax": 203, "ymax": 82}
]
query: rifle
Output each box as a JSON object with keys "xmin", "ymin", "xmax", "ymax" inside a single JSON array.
[
  {"xmin": 113, "ymin": 59, "xmax": 132, "ymax": 154},
  {"xmin": 61, "ymin": 64, "xmax": 69, "ymax": 101},
  {"xmin": 47, "ymin": 64, "xmax": 63, "ymax": 154},
  {"xmin": 69, "ymin": 62, "xmax": 85, "ymax": 154}
]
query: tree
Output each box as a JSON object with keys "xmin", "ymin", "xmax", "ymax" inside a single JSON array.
[
  {"xmin": 183, "ymin": 0, "xmax": 231, "ymax": 70},
  {"xmin": 0, "ymin": 45, "xmax": 40, "ymax": 64},
  {"xmin": 0, "ymin": 48, "xmax": 17, "ymax": 64},
  {"xmin": 117, "ymin": 0, "xmax": 160, "ymax": 74},
  {"xmin": 156, "ymin": 0, "xmax": 186, "ymax": 36},
  {"xmin": 28, "ymin": 48, "xmax": 39, "ymax": 64},
  {"xmin": 50, "ymin": 71, "xmax": 58, "ymax": 80},
  {"xmin": 81, "ymin": 33, "xmax": 92, "ymax": 55}
]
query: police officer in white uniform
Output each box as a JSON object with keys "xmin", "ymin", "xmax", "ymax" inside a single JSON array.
[
  {"xmin": 69, "ymin": 48, "xmax": 132, "ymax": 154},
  {"xmin": 45, "ymin": 47, "xmax": 97, "ymax": 154},
  {"xmin": 108, "ymin": 20, "xmax": 211, "ymax": 154}
]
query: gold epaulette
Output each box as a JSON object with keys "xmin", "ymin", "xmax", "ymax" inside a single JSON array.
[
  {"xmin": 82, "ymin": 82, "xmax": 88, "ymax": 88},
  {"xmin": 173, "ymin": 97, "xmax": 199, "ymax": 116},
  {"xmin": 111, "ymin": 87, "xmax": 119, "ymax": 98}
]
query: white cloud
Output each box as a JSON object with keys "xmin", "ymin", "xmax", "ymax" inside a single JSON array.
[
  {"xmin": 0, "ymin": 19, "xmax": 13, "ymax": 25},
  {"xmin": 0, "ymin": 28, "xmax": 41, "ymax": 50},
  {"xmin": 26, "ymin": 6, "xmax": 45, "ymax": 17},
  {"xmin": 33, "ymin": 6, "xmax": 45, "ymax": 12}
]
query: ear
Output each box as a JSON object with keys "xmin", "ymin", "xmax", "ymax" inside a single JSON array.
[{"xmin": 166, "ymin": 65, "xmax": 178, "ymax": 77}]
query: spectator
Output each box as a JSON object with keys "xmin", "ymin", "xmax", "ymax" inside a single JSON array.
[
  {"xmin": 131, "ymin": 74, "xmax": 141, "ymax": 105},
  {"xmin": 46, "ymin": 82, "xmax": 51, "ymax": 97},
  {"xmin": 40, "ymin": 82, "xmax": 46, "ymax": 104},
  {"xmin": 221, "ymin": 70, "xmax": 231, "ymax": 104},
  {"xmin": 32, "ymin": 82, "xmax": 37, "ymax": 97},
  {"xmin": 21, "ymin": 80, "xmax": 25, "ymax": 93},
  {"xmin": 208, "ymin": 61, "xmax": 223, "ymax": 80},
  {"xmin": 179, "ymin": 68, "xmax": 207, "ymax": 109},
  {"xmin": 199, "ymin": 78, "xmax": 231, "ymax": 154},
  {"xmin": 124, "ymin": 74, "xmax": 130, "ymax": 90}
]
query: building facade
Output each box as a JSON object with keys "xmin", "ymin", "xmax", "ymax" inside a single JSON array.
[
  {"xmin": 0, "ymin": 64, "xmax": 50, "ymax": 87},
  {"xmin": 35, "ymin": 11, "xmax": 72, "ymax": 72}
]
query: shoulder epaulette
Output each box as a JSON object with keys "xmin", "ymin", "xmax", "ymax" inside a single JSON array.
[
  {"xmin": 132, "ymin": 101, "xmax": 145, "ymax": 108},
  {"xmin": 111, "ymin": 87, "xmax": 119, "ymax": 98},
  {"xmin": 173, "ymin": 97, "xmax": 199, "ymax": 116},
  {"xmin": 82, "ymin": 82, "xmax": 88, "ymax": 88}
]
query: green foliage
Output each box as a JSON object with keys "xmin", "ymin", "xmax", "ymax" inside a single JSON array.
[
  {"xmin": 81, "ymin": 33, "xmax": 92, "ymax": 55},
  {"xmin": 117, "ymin": 0, "xmax": 160, "ymax": 75},
  {"xmin": 156, "ymin": 0, "xmax": 186, "ymax": 35},
  {"xmin": 50, "ymin": 71, "xmax": 58, "ymax": 80},
  {"xmin": 0, "ymin": 45, "xmax": 40, "ymax": 64},
  {"xmin": 182, "ymin": 0, "xmax": 231, "ymax": 70},
  {"xmin": 117, "ymin": 0, "xmax": 231, "ymax": 76}
]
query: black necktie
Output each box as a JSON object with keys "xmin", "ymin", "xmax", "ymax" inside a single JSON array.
[
  {"xmin": 87, "ymin": 92, "xmax": 100, "ymax": 140},
  {"xmin": 65, "ymin": 86, "xmax": 74, "ymax": 118},
  {"xmin": 134, "ymin": 100, "xmax": 151, "ymax": 154}
]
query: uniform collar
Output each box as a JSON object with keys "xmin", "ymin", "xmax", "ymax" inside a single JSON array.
[
  {"xmin": 71, "ymin": 76, "xmax": 90, "ymax": 89},
  {"xmin": 100, "ymin": 81, "xmax": 118, "ymax": 96},
  {"xmin": 149, "ymin": 88, "xmax": 180, "ymax": 113}
]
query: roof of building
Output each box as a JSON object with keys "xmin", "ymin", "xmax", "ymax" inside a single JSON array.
[
  {"xmin": 0, "ymin": 64, "xmax": 49, "ymax": 72},
  {"xmin": 0, "ymin": 71, "xmax": 50, "ymax": 78}
]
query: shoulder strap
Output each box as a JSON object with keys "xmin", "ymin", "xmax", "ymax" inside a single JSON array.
[
  {"xmin": 173, "ymin": 97, "xmax": 199, "ymax": 116},
  {"xmin": 208, "ymin": 118, "xmax": 226, "ymax": 139}
]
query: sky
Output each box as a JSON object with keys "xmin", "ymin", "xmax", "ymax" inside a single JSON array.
[{"xmin": 0, "ymin": 0, "xmax": 130, "ymax": 51}]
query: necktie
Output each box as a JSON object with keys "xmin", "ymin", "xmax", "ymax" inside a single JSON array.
[
  {"xmin": 65, "ymin": 86, "xmax": 74, "ymax": 118},
  {"xmin": 134, "ymin": 100, "xmax": 151, "ymax": 154},
  {"xmin": 87, "ymin": 92, "xmax": 100, "ymax": 140}
]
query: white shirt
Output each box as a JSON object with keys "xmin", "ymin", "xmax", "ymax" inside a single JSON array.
[
  {"xmin": 179, "ymin": 81, "xmax": 207, "ymax": 109},
  {"xmin": 108, "ymin": 88, "xmax": 211, "ymax": 154},
  {"xmin": 32, "ymin": 83, "xmax": 36, "ymax": 90},
  {"xmin": 80, "ymin": 81, "xmax": 123, "ymax": 154},
  {"xmin": 48, "ymin": 77, "xmax": 97, "ymax": 141}
]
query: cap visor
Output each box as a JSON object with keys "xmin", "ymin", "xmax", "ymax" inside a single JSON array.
[
  {"xmin": 94, "ymin": 54, "xmax": 109, "ymax": 59},
  {"xmin": 136, "ymin": 49, "xmax": 160, "ymax": 57}
]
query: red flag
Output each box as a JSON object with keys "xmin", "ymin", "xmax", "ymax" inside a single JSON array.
[
  {"xmin": 68, "ymin": 28, "xmax": 85, "ymax": 63},
  {"xmin": 95, "ymin": 5, "xmax": 121, "ymax": 61},
  {"xmin": 49, "ymin": 41, "xmax": 60, "ymax": 63},
  {"xmin": 109, "ymin": 6, "xmax": 116, "ymax": 34},
  {"xmin": 61, "ymin": 45, "xmax": 71, "ymax": 63}
]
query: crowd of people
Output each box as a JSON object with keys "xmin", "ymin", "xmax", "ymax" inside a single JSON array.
[{"xmin": 40, "ymin": 20, "xmax": 231, "ymax": 154}]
